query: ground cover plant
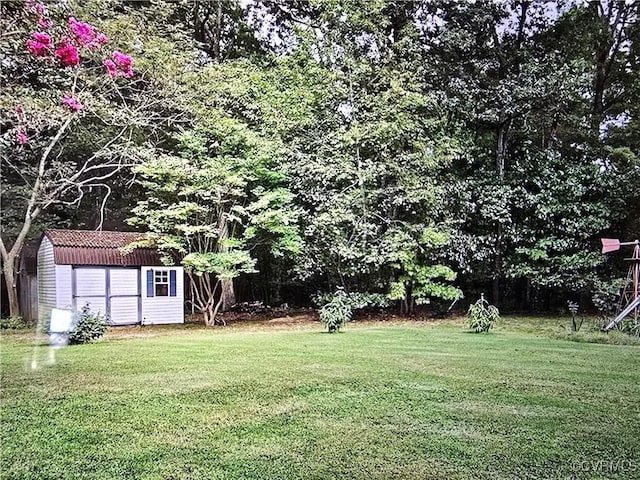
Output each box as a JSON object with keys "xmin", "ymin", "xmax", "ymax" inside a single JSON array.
[{"xmin": 2, "ymin": 318, "xmax": 639, "ymax": 480}]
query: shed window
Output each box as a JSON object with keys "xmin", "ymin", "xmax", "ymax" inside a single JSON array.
[
  {"xmin": 154, "ymin": 270, "xmax": 169, "ymax": 296},
  {"xmin": 146, "ymin": 269, "xmax": 177, "ymax": 297}
]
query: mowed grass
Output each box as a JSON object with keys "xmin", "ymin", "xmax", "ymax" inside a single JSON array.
[{"xmin": 2, "ymin": 319, "xmax": 640, "ymax": 480}]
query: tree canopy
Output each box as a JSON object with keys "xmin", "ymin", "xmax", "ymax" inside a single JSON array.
[{"xmin": 1, "ymin": 0, "xmax": 638, "ymax": 321}]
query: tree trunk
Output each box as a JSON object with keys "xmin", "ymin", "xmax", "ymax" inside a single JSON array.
[
  {"xmin": 496, "ymin": 114, "xmax": 511, "ymax": 180},
  {"xmin": 492, "ymin": 224, "xmax": 502, "ymax": 308},
  {"xmin": 220, "ymin": 278, "xmax": 235, "ymax": 311},
  {"xmin": 590, "ymin": 2, "xmax": 630, "ymax": 131},
  {"xmin": 213, "ymin": 0, "xmax": 222, "ymax": 63},
  {"xmin": 592, "ymin": 24, "xmax": 609, "ymax": 131},
  {"xmin": 492, "ymin": 115, "xmax": 510, "ymax": 307},
  {"xmin": 217, "ymin": 214, "xmax": 235, "ymax": 312},
  {"xmin": 400, "ymin": 282, "xmax": 413, "ymax": 315},
  {"xmin": 0, "ymin": 117, "xmax": 71, "ymax": 319},
  {"xmin": 2, "ymin": 254, "xmax": 20, "ymax": 318},
  {"xmin": 1, "ymin": 221, "xmax": 33, "ymax": 320},
  {"xmin": 492, "ymin": 262, "xmax": 501, "ymax": 307},
  {"xmin": 212, "ymin": 293, "xmax": 225, "ymax": 326}
]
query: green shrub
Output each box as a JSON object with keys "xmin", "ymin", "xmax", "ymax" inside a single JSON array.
[
  {"xmin": 68, "ymin": 305, "xmax": 109, "ymax": 344},
  {"xmin": 314, "ymin": 291, "xmax": 389, "ymax": 310},
  {"xmin": 0, "ymin": 316, "xmax": 31, "ymax": 330},
  {"xmin": 319, "ymin": 290, "xmax": 352, "ymax": 333},
  {"xmin": 316, "ymin": 290, "xmax": 389, "ymax": 333},
  {"xmin": 467, "ymin": 294, "xmax": 500, "ymax": 333},
  {"xmin": 618, "ymin": 319, "xmax": 640, "ymax": 337},
  {"xmin": 559, "ymin": 330, "xmax": 640, "ymax": 346},
  {"xmin": 591, "ymin": 278, "xmax": 625, "ymax": 325}
]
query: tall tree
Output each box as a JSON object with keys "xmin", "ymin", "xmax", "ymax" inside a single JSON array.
[
  {"xmin": 0, "ymin": 1, "xmax": 150, "ymax": 317},
  {"xmin": 431, "ymin": 0, "xmax": 639, "ymax": 308},
  {"xmin": 130, "ymin": 113, "xmax": 302, "ymax": 325},
  {"xmin": 262, "ymin": 1, "xmax": 462, "ymax": 310}
]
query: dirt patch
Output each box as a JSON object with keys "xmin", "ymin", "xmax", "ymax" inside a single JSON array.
[
  {"xmin": 101, "ymin": 311, "xmax": 464, "ymax": 339},
  {"xmin": 187, "ymin": 309, "xmax": 319, "ymax": 327},
  {"xmin": 267, "ymin": 314, "xmax": 315, "ymax": 324}
]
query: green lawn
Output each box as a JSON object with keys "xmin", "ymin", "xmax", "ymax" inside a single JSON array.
[{"xmin": 1, "ymin": 318, "xmax": 639, "ymax": 480}]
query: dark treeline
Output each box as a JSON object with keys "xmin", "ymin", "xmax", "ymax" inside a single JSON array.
[{"xmin": 2, "ymin": 0, "xmax": 639, "ymax": 322}]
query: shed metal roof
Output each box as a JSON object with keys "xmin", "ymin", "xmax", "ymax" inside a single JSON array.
[{"xmin": 45, "ymin": 230, "xmax": 165, "ymax": 266}]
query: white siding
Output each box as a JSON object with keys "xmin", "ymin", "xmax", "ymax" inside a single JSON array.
[
  {"xmin": 75, "ymin": 268, "xmax": 106, "ymax": 296},
  {"xmin": 110, "ymin": 297, "xmax": 139, "ymax": 325},
  {"xmin": 108, "ymin": 268, "xmax": 139, "ymax": 325},
  {"xmin": 141, "ymin": 266, "xmax": 184, "ymax": 325},
  {"xmin": 37, "ymin": 237, "xmax": 56, "ymax": 323},
  {"xmin": 55, "ymin": 265, "xmax": 73, "ymax": 309},
  {"xmin": 74, "ymin": 268, "xmax": 107, "ymax": 317},
  {"xmin": 109, "ymin": 268, "xmax": 138, "ymax": 296}
]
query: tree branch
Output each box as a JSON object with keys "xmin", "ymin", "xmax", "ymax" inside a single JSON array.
[{"xmin": 6, "ymin": 117, "xmax": 73, "ymax": 260}]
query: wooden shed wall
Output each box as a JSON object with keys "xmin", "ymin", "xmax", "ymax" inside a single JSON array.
[{"xmin": 18, "ymin": 273, "xmax": 38, "ymax": 323}]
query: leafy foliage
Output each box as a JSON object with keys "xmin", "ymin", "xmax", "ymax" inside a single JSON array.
[
  {"xmin": 0, "ymin": 317, "xmax": 31, "ymax": 330},
  {"xmin": 619, "ymin": 320, "xmax": 640, "ymax": 338},
  {"xmin": 317, "ymin": 289, "xmax": 392, "ymax": 333},
  {"xmin": 129, "ymin": 115, "xmax": 302, "ymax": 325},
  {"xmin": 592, "ymin": 278, "xmax": 627, "ymax": 323},
  {"xmin": 467, "ymin": 295, "xmax": 500, "ymax": 333},
  {"xmin": 68, "ymin": 304, "xmax": 108, "ymax": 344},
  {"xmin": 319, "ymin": 290, "xmax": 353, "ymax": 333},
  {"xmin": 2, "ymin": 0, "xmax": 639, "ymax": 320}
]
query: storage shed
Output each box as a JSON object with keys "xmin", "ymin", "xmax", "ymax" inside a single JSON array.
[{"xmin": 37, "ymin": 230, "xmax": 184, "ymax": 326}]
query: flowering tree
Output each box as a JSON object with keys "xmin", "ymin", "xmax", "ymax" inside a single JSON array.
[{"xmin": 0, "ymin": 2, "xmax": 150, "ymax": 318}]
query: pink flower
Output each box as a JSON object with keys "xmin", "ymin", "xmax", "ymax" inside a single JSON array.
[
  {"xmin": 32, "ymin": 32, "xmax": 50, "ymax": 43},
  {"xmin": 106, "ymin": 51, "xmax": 134, "ymax": 78},
  {"xmin": 15, "ymin": 104, "xmax": 26, "ymax": 122},
  {"xmin": 26, "ymin": 1, "xmax": 47, "ymax": 17},
  {"xmin": 17, "ymin": 128, "xmax": 28, "ymax": 145},
  {"xmin": 113, "ymin": 51, "xmax": 133, "ymax": 69},
  {"xmin": 62, "ymin": 94, "xmax": 83, "ymax": 112},
  {"xmin": 69, "ymin": 17, "xmax": 94, "ymax": 42},
  {"xmin": 26, "ymin": 31, "xmax": 51, "ymax": 56},
  {"xmin": 96, "ymin": 33, "xmax": 109, "ymax": 46},
  {"xmin": 38, "ymin": 17, "xmax": 51, "ymax": 29},
  {"xmin": 68, "ymin": 17, "xmax": 108, "ymax": 50},
  {"xmin": 55, "ymin": 41, "xmax": 80, "ymax": 66},
  {"xmin": 103, "ymin": 59, "xmax": 118, "ymax": 78},
  {"xmin": 34, "ymin": 3, "xmax": 45, "ymax": 16}
]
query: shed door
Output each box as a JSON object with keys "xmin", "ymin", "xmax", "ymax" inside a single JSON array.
[
  {"xmin": 74, "ymin": 268, "xmax": 107, "ymax": 316},
  {"xmin": 109, "ymin": 268, "xmax": 140, "ymax": 325}
]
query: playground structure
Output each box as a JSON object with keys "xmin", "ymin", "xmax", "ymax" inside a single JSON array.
[{"xmin": 601, "ymin": 238, "xmax": 640, "ymax": 331}]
